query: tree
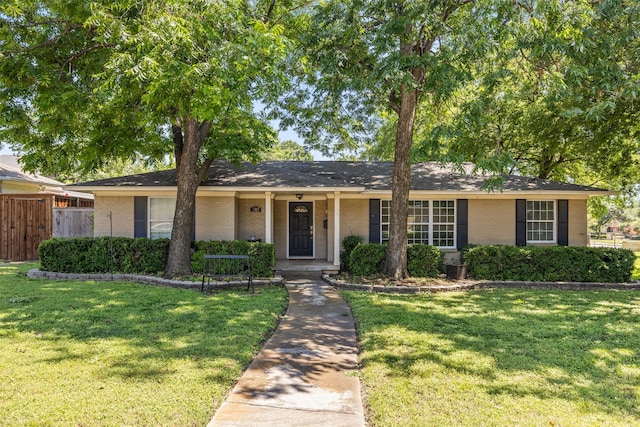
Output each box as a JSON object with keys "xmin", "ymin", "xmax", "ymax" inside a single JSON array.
[
  {"xmin": 283, "ymin": 0, "xmax": 502, "ymax": 278},
  {"xmin": 410, "ymin": 0, "xmax": 640, "ymax": 195},
  {"xmin": 0, "ymin": 0, "xmax": 289, "ymax": 276},
  {"xmin": 264, "ymin": 140, "xmax": 313, "ymax": 161}
]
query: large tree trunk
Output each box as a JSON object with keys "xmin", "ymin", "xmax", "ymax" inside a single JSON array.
[
  {"xmin": 383, "ymin": 84, "xmax": 419, "ymax": 279},
  {"xmin": 164, "ymin": 116, "xmax": 210, "ymax": 277}
]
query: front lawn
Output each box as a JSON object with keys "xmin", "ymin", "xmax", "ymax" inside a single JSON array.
[
  {"xmin": 343, "ymin": 289, "xmax": 640, "ymax": 426},
  {"xmin": 0, "ymin": 263, "xmax": 287, "ymax": 426}
]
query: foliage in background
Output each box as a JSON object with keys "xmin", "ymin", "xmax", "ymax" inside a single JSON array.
[
  {"xmin": 39, "ymin": 238, "xmax": 275, "ymax": 277},
  {"xmin": 588, "ymin": 196, "xmax": 640, "ymax": 238},
  {"xmin": 462, "ymin": 245, "xmax": 635, "ymax": 283},
  {"xmin": 342, "ymin": 289, "xmax": 640, "ymax": 426},
  {"xmin": 0, "ymin": 263, "xmax": 287, "ymax": 425},
  {"xmin": 263, "ymin": 140, "xmax": 313, "ymax": 161}
]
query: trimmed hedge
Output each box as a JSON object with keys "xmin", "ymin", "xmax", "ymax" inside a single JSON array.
[
  {"xmin": 349, "ymin": 243, "xmax": 387, "ymax": 276},
  {"xmin": 340, "ymin": 235, "xmax": 364, "ymax": 273},
  {"xmin": 462, "ymin": 245, "xmax": 636, "ymax": 283},
  {"xmin": 349, "ymin": 243, "xmax": 442, "ymax": 278},
  {"xmin": 191, "ymin": 240, "xmax": 274, "ymax": 277},
  {"xmin": 407, "ymin": 244, "xmax": 442, "ymax": 277},
  {"xmin": 39, "ymin": 237, "xmax": 275, "ymax": 277}
]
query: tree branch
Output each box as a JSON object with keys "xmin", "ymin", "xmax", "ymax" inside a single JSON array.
[
  {"xmin": 172, "ymin": 115, "xmax": 184, "ymax": 170},
  {"xmin": 59, "ymin": 43, "xmax": 113, "ymax": 79},
  {"xmin": 197, "ymin": 157, "xmax": 214, "ymax": 183},
  {"xmin": 264, "ymin": 0, "xmax": 277, "ymax": 22},
  {"xmin": 389, "ymin": 90, "xmax": 401, "ymax": 114},
  {"xmin": 513, "ymin": 0, "xmax": 534, "ymax": 15},
  {"xmin": 9, "ymin": 22, "xmax": 85, "ymax": 55}
]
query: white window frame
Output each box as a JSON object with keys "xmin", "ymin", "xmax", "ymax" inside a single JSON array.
[
  {"xmin": 381, "ymin": 200, "xmax": 456, "ymax": 249},
  {"xmin": 526, "ymin": 200, "xmax": 556, "ymax": 244},
  {"xmin": 148, "ymin": 197, "xmax": 176, "ymax": 240}
]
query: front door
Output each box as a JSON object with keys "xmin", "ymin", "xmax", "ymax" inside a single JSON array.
[{"xmin": 289, "ymin": 202, "xmax": 313, "ymax": 257}]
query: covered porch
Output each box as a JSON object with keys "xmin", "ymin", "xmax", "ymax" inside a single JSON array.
[{"xmin": 236, "ymin": 190, "xmax": 358, "ymax": 269}]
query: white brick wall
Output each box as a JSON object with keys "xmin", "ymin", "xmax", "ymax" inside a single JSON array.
[
  {"xmin": 195, "ymin": 196, "xmax": 236, "ymax": 240},
  {"xmin": 94, "ymin": 196, "xmax": 134, "ymax": 237}
]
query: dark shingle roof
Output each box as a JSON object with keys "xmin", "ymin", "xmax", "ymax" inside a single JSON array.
[{"xmin": 71, "ymin": 160, "xmax": 609, "ymax": 194}]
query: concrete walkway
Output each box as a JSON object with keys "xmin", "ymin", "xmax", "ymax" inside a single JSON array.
[{"xmin": 208, "ymin": 272, "xmax": 366, "ymax": 427}]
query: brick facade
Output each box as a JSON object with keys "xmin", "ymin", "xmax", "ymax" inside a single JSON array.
[{"xmin": 94, "ymin": 196, "xmax": 134, "ymax": 237}]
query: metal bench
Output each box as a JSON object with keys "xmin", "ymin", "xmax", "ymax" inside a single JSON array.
[{"xmin": 201, "ymin": 254, "xmax": 254, "ymax": 293}]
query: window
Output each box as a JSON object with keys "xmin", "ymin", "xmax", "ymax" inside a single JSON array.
[
  {"xmin": 526, "ymin": 200, "xmax": 555, "ymax": 243},
  {"xmin": 432, "ymin": 200, "xmax": 455, "ymax": 247},
  {"xmin": 149, "ymin": 198, "xmax": 176, "ymax": 239},
  {"xmin": 381, "ymin": 200, "xmax": 455, "ymax": 248}
]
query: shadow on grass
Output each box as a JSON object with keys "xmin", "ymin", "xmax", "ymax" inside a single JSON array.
[
  {"xmin": 0, "ymin": 265, "xmax": 288, "ymax": 382},
  {"xmin": 343, "ymin": 289, "xmax": 640, "ymax": 418}
]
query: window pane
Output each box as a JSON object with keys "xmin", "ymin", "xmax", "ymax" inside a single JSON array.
[
  {"xmin": 149, "ymin": 198, "xmax": 176, "ymax": 239},
  {"xmin": 149, "ymin": 198, "xmax": 176, "ymax": 220},
  {"xmin": 150, "ymin": 221, "xmax": 173, "ymax": 239},
  {"xmin": 380, "ymin": 199, "xmax": 455, "ymax": 247},
  {"xmin": 526, "ymin": 200, "xmax": 555, "ymax": 242}
]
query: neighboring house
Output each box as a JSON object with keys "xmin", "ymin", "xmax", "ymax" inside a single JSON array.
[
  {"xmin": 70, "ymin": 161, "xmax": 611, "ymax": 268},
  {"xmin": 0, "ymin": 156, "xmax": 94, "ymax": 260}
]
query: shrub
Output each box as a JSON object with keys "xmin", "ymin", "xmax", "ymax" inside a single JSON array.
[
  {"xmin": 349, "ymin": 243, "xmax": 387, "ymax": 276},
  {"xmin": 122, "ymin": 238, "xmax": 170, "ymax": 274},
  {"xmin": 188, "ymin": 240, "xmax": 275, "ymax": 277},
  {"xmin": 39, "ymin": 237, "xmax": 275, "ymax": 277},
  {"xmin": 462, "ymin": 245, "xmax": 635, "ymax": 283},
  {"xmin": 340, "ymin": 235, "xmax": 364, "ymax": 273},
  {"xmin": 190, "ymin": 240, "xmax": 274, "ymax": 277},
  {"xmin": 407, "ymin": 244, "xmax": 442, "ymax": 277}
]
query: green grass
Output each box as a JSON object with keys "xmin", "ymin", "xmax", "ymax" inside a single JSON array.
[
  {"xmin": 343, "ymin": 289, "xmax": 640, "ymax": 426},
  {"xmin": 0, "ymin": 263, "xmax": 287, "ymax": 426}
]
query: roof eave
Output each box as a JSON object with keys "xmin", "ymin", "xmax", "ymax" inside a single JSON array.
[{"xmin": 68, "ymin": 185, "xmax": 367, "ymax": 193}]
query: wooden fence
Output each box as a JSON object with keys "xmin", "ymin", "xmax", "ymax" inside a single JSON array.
[
  {"xmin": 0, "ymin": 195, "xmax": 94, "ymax": 261},
  {"xmin": 0, "ymin": 194, "xmax": 54, "ymax": 261},
  {"xmin": 53, "ymin": 207, "xmax": 93, "ymax": 238}
]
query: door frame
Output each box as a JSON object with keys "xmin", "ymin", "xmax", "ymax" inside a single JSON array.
[{"xmin": 287, "ymin": 200, "xmax": 315, "ymax": 259}]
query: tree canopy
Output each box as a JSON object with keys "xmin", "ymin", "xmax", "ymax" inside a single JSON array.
[
  {"xmin": 0, "ymin": 0, "xmax": 290, "ymax": 275},
  {"xmin": 282, "ymin": 0, "xmax": 505, "ymax": 278},
  {"xmin": 367, "ymin": 0, "xmax": 640, "ymax": 196}
]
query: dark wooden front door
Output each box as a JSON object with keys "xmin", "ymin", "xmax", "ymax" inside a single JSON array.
[{"xmin": 289, "ymin": 202, "xmax": 313, "ymax": 257}]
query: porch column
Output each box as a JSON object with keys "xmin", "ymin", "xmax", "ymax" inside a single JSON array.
[
  {"xmin": 333, "ymin": 191, "xmax": 341, "ymax": 266},
  {"xmin": 264, "ymin": 192, "xmax": 272, "ymax": 243}
]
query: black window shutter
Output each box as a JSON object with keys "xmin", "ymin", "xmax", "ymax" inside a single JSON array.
[
  {"xmin": 557, "ymin": 200, "xmax": 569, "ymax": 246},
  {"xmin": 516, "ymin": 199, "xmax": 527, "ymax": 246},
  {"xmin": 369, "ymin": 199, "xmax": 381, "ymax": 243},
  {"xmin": 456, "ymin": 199, "xmax": 468, "ymax": 250},
  {"xmin": 134, "ymin": 196, "xmax": 148, "ymax": 238}
]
